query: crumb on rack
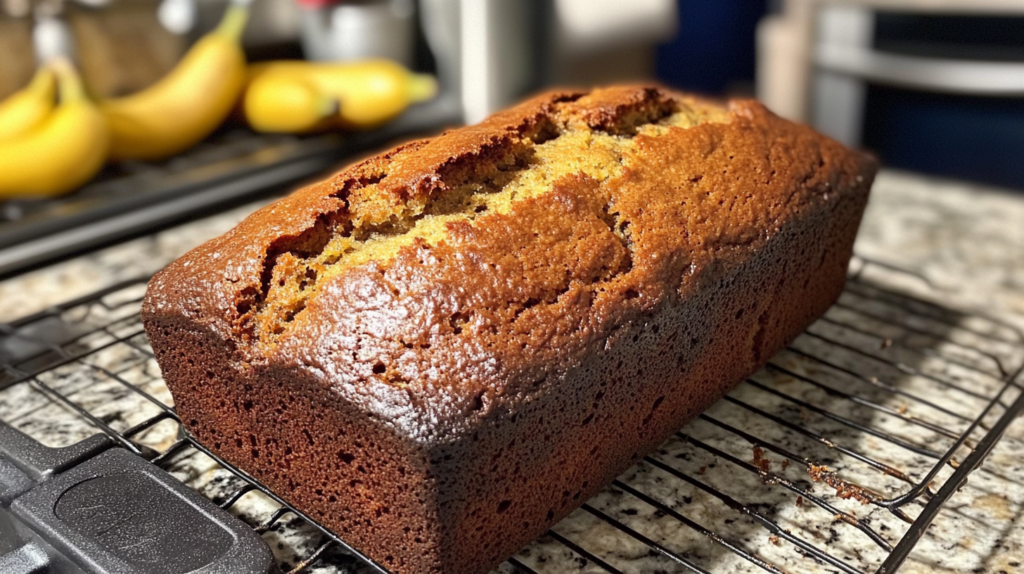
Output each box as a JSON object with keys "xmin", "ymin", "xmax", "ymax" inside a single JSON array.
[{"xmin": 753, "ymin": 446, "xmax": 771, "ymax": 473}]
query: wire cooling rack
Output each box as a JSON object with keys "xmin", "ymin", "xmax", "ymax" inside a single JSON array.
[{"xmin": 0, "ymin": 256, "xmax": 1021, "ymax": 574}]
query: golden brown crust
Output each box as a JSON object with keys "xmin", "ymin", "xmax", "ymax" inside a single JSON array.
[{"xmin": 142, "ymin": 84, "xmax": 876, "ymax": 574}]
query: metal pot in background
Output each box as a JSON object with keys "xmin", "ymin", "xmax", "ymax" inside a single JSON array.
[
  {"xmin": 416, "ymin": 0, "xmax": 676, "ymax": 124},
  {"xmin": 297, "ymin": 0, "xmax": 415, "ymax": 65}
]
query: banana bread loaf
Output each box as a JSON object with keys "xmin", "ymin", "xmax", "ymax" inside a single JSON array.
[{"xmin": 142, "ymin": 85, "xmax": 875, "ymax": 574}]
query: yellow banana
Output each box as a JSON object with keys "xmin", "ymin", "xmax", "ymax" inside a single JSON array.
[
  {"xmin": 100, "ymin": 3, "xmax": 248, "ymax": 161},
  {"xmin": 242, "ymin": 59, "xmax": 437, "ymax": 133},
  {"xmin": 243, "ymin": 73, "xmax": 337, "ymax": 133},
  {"xmin": 0, "ymin": 61, "xmax": 109, "ymax": 199},
  {"xmin": 0, "ymin": 66, "xmax": 57, "ymax": 142}
]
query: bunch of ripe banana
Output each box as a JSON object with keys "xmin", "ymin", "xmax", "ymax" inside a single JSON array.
[
  {"xmin": 0, "ymin": 60, "xmax": 108, "ymax": 198},
  {"xmin": 0, "ymin": 1, "xmax": 435, "ymax": 200},
  {"xmin": 0, "ymin": 3, "xmax": 249, "ymax": 198}
]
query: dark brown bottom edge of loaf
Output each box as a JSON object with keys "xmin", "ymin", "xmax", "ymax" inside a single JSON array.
[{"xmin": 145, "ymin": 188, "xmax": 865, "ymax": 574}]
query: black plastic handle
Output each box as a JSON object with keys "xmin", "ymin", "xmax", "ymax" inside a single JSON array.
[
  {"xmin": 0, "ymin": 542, "xmax": 50, "ymax": 574},
  {"xmin": 10, "ymin": 448, "xmax": 278, "ymax": 574},
  {"xmin": 0, "ymin": 420, "xmax": 112, "ymax": 486},
  {"xmin": 0, "ymin": 420, "xmax": 277, "ymax": 573}
]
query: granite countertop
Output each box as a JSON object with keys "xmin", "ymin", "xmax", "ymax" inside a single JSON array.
[{"xmin": 1, "ymin": 169, "xmax": 1023, "ymax": 574}]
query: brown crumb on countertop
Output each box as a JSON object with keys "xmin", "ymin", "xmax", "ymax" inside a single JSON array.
[{"xmin": 753, "ymin": 446, "xmax": 771, "ymax": 474}]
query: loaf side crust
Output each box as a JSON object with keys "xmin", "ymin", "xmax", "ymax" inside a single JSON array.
[{"xmin": 143, "ymin": 85, "xmax": 876, "ymax": 574}]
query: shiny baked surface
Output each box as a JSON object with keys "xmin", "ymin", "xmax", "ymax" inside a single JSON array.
[{"xmin": 142, "ymin": 85, "xmax": 875, "ymax": 574}]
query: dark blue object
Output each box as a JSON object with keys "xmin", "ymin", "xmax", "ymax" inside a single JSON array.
[
  {"xmin": 865, "ymin": 14, "xmax": 1024, "ymax": 191},
  {"xmin": 656, "ymin": 1, "xmax": 768, "ymax": 95},
  {"xmin": 862, "ymin": 85, "xmax": 1024, "ymax": 192}
]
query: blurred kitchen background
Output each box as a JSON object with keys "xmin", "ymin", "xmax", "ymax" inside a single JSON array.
[{"xmin": 1, "ymin": 0, "xmax": 1023, "ymax": 277}]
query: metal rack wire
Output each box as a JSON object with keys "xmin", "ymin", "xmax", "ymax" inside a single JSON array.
[{"xmin": 0, "ymin": 256, "xmax": 1021, "ymax": 574}]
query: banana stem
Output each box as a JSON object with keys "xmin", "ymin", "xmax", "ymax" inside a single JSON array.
[
  {"xmin": 49, "ymin": 58, "xmax": 86, "ymax": 104},
  {"xmin": 27, "ymin": 66, "xmax": 57, "ymax": 98},
  {"xmin": 406, "ymin": 74, "xmax": 438, "ymax": 103},
  {"xmin": 320, "ymin": 97, "xmax": 341, "ymax": 118},
  {"xmin": 215, "ymin": 3, "xmax": 250, "ymax": 42}
]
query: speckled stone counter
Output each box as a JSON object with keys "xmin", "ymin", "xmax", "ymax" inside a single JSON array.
[{"xmin": 1, "ymin": 169, "xmax": 1023, "ymax": 574}]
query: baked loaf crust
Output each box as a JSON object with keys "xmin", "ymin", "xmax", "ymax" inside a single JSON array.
[{"xmin": 142, "ymin": 85, "xmax": 875, "ymax": 574}]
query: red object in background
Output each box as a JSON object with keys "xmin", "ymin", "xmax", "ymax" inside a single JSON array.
[{"xmin": 294, "ymin": 0, "xmax": 343, "ymax": 9}]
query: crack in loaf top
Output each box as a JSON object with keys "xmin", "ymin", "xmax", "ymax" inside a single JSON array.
[{"xmin": 143, "ymin": 85, "xmax": 876, "ymax": 439}]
